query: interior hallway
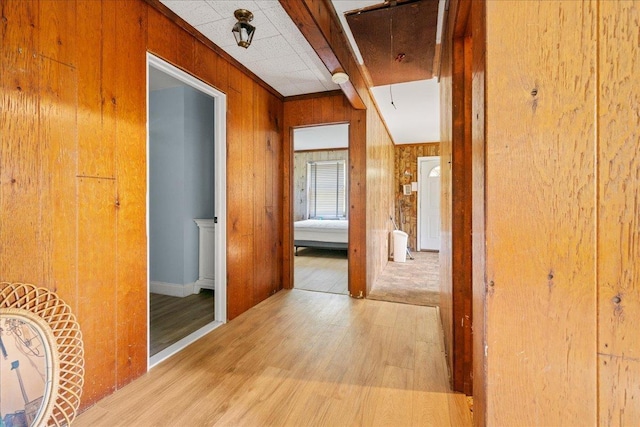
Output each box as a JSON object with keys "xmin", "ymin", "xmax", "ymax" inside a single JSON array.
[
  {"xmin": 75, "ymin": 289, "xmax": 470, "ymax": 426},
  {"xmin": 369, "ymin": 251, "xmax": 440, "ymax": 306}
]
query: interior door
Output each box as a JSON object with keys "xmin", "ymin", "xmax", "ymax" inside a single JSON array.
[{"xmin": 419, "ymin": 158, "xmax": 441, "ymax": 251}]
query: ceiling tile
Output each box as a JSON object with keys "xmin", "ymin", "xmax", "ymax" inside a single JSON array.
[
  {"xmin": 162, "ymin": 1, "xmax": 222, "ymax": 26},
  {"xmin": 249, "ymin": 35, "xmax": 297, "ymax": 59}
]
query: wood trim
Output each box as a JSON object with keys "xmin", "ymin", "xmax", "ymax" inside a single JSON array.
[
  {"xmin": 470, "ymin": 0, "xmax": 486, "ymax": 422},
  {"xmin": 143, "ymin": 0, "xmax": 283, "ymax": 100},
  {"xmin": 439, "ymin": 0, "xmax": 474, "ymax": 398},
  {"xmin": 279, "ymin": 0, "xmax": 366, "ymax": 110},
  {"xmin": 284, "ymin": 90, "xmax": 343, "ymax": 102},
  {"xmin": 294, "ymin": 147, "xmax": 348, "ymax": 153}
]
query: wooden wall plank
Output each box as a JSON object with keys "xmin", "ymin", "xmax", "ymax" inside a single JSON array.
[
  {"xmin": 253, "ymin": 88, "xmax": 269, "ymax": 303},
  {"xmin": 114, "ymin": 0, "xmax": 148, "ymax": 389},
  {"xmin": 597, "ymin": 1, "xmax": 640, "ymax": 424},
  {"xmin": 77, "ymin": 177, "xmax": 117, "ymax": 406},
  {"xmin": 146, "ymin": 5, "xmax": 177, "ymax": 64},
  {"xmin": 39, "ymin": 56, "xmax": 78, "ymax": 307},
  {"xmin": 484, "ymin": 1, "xmax": 597, "ymax": 424},
  {"xmin": 39, "ymin": 0, "xmax": 75, "ymax": 66},
  {"xmin": 0, "ymin": 0, "xmax": 42, "ymax": 285},
  {"xmin": 77, "ymin": 0, "xmax": 116, "ymax": 178}
]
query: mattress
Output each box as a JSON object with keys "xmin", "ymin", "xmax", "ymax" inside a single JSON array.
[{"xmin": 294, "ymin": 219, "xmax": 349, "ymax": 243}]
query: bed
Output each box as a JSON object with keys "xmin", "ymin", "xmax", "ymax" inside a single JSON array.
[{"xmin": 294, "ymin": 219, "xmax": 348, "ymax": 255}]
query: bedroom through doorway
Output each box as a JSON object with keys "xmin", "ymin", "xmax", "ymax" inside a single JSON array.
[{"xmin": 292, "ymin": 124, "xmax": 349, "ymax": 295}]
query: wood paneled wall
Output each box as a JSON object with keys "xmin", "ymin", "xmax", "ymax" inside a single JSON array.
[
  {"xmin": 293, "ymin": 149, "xmax": 348, "ymax": 221},
  {"xmin": 364, "ymin": 104, "xmax": 396, "ymax": 293},
  {"xmin": 460, "ymin": 0, "xmax": 639, "ymax": 424},
  {"xmin": 394, "ymin": 143, "xmax": 440, "ymax": 251},
  {"xmin": 1, "ymin": 0, "xmax": 283, "ymax": 408}
]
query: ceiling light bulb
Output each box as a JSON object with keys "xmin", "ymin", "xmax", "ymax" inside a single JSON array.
[{"xmin": 331, "ymin": 72, "xmax": 349, "ymax": 85}]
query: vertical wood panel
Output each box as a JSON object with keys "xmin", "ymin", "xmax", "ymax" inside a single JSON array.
[
  {"xmin": 0, "ymin": 0, "xmax": 42, "ymax": 284},
  {"xmin": 484, "ymin": 1, "xmax": 597, "ymax": 424},
  {"xmin": 39, "ymin": 0, "xmax": 75, "ymax": 66},
  {"xmin": 146, "ymin": 5, "xmax": 177, "ymax": 64},
  {"xmin": 253, "ymin": 88, "xmax": 269, "ymax": 303},
  {"xmin": 39, "ymin": 56, "xmax": 78, "ymax": 306},
  {"xmin": 77, "ymin": 178, "xmax": 117, "ymax": 405},
  {"xmin": 114, "ymin": 0, "xmax": 147, "ymax": 389},
  {"xmin": 77, "ymin": 0, "xmax": 116, "ymax": 178},
  {"xmin": 597, "ymin": 1, "xmax": 640, "ymax": 424}
]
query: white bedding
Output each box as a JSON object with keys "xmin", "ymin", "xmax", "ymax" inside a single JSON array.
[{"xmin": 294, "ymin": 219, "xmax": 349, "ymax": 243}]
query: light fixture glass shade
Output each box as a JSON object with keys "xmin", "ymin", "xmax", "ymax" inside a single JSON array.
[{"xmin": 232, "ymin": 9, "xmax": 255, "ymax": 48}]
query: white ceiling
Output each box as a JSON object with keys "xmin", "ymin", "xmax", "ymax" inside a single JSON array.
[
  {"xmin": 160, "ymin": 0, "xmax": 440, "ymax": 144},
  {"xmin": 162, "ymin": 0, "xmax": 339, "ymax": 96}
]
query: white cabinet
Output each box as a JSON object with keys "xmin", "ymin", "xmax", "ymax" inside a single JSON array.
[{"xmin": 194, "ymin": 219, "xmax": 215, "ymax": 292}]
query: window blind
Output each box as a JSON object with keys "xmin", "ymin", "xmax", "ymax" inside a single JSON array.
[{"xmin": 307, "ymin": 160, "xmax": 346, "ymax": 219}]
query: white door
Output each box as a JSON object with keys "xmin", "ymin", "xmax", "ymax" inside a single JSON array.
[{"xmin": 418, "ymin": 157, "xmax": 440, "ymax": 251}]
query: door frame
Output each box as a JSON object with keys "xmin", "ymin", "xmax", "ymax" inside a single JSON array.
[
  {"xmin": 146, "ymin": 53, "xmax": 227, "ymax": 368},
  {"xmin": 417, "ymin": 156, "xmax": 440, "ymax": 251}
]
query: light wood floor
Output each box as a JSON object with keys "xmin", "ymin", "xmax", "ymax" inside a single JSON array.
[
  {"xmin": 76, "ymin": 290, "xmax": 471, "ymax": 426},
  {"xmin": 150, "ymin": 289, "xmax": 214, "ymax": 355},
  {"xmin": 294, "ymin": 247, "xmax": 348, "ymax": 295}
]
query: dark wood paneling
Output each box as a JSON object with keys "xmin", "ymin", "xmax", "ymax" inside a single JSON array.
[
  {"xmin": 1, "ymin": 0, "xmax": 284, "ymax": 410},
  {"xmin": 345, "ymin": 0, "xmax": 437, "ymax": 85}
]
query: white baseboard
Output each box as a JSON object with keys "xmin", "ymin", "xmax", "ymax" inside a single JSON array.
[{"xmin": 150, "ymin": 281, "xmax": 197, "ymax": 297}]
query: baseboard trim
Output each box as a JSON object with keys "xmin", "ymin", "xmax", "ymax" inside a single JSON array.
[{"xmin": 150, "ymin": 281, "xmax": 197, "ymax": 297}]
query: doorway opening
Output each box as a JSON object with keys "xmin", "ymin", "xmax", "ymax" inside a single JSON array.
[
  {"xmin": 292, "ymin": 124, "xmax": 349, "ymax": 295},
  {"xmin": 147, "ymin": 54, "xmax": 227, "ymax": 368}
]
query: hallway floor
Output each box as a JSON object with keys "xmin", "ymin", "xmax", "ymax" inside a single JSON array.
[
  {"xmin": 369, "ymin": 251, "xmax": 440, "ymax": 306},
  {"xmin": 75, "ymin": 289, "xmax": 470, "ymax": 426}
]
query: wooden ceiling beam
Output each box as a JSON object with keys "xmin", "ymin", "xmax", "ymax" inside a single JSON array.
[{"xmin": 279, "ymin": 0, "xmax": 366, "ymax": 110}]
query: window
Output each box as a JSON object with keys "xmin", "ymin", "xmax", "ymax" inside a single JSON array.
[
  {"xmin": 429, "ymin": 165, "xmax": 441, "ymax": 177},
  {"xmin": 307, "ymin": 160, "xmax": 346, "ymax": 219}
]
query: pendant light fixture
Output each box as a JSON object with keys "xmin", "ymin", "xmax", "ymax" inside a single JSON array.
[{"xmin": 232, "ymin": 9, "xmax": 256, "ymax": 48}]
